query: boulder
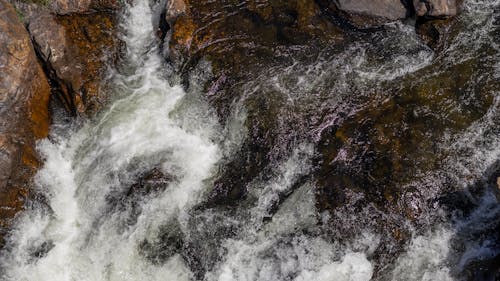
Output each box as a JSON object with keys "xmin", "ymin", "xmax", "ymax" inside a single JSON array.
[
  {"xmin": 165, "ymin": 0, "xmax": 186, "ymax": 23},
  {"xmin": 413, "ymin": 0, "xmax": 462, "ymax": 49},
  {"xmin": 22, "ymin": 6, "xmax": 121, "ymax": 115},
  {"xmin": 13, "ymin": 0, "xmax": 122, "ymax": 115},
  {"xmin": 127, "ymin": 168, "xmax": 173, "ymax": 198},
  {"xmin": 414, "ymin": 0, "xmax": 458, "ymax": 18},
  {"xmin": 0, "ymin": 0, "xmax": 50, "ymax": 245},
  {"xmin": 336, "ymin": 0, "xmax": 408, "ymax": 22},
  {"xmin": 316, "ymin": 0, "xmax": 410, "ymax": 28},
  {"xmin": 49, "ymin": 0, "xmax": 119, "ymax": 14}
]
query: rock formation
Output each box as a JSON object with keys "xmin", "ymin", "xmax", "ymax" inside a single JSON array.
[
  {"xmin": 0, "ymin": 0, "xmax": 50, "ymax": 245},
  {"xmin": 0, "ymin": 0, "xmax": 122, "ymax": 245},
  {"xmin": 317, "ymin": 0, "xmax": 410, "ymax": 28},
  {"xmin": 414, "ymin": 0, "xmax": 458, "ymax": 18},
  {"xmin": 49, "ymin": 0, "xmax": 119, "ymax": 14},
  {"xmin": 16, "ymin": 0, "xmax": 122, "ymax": 115}
]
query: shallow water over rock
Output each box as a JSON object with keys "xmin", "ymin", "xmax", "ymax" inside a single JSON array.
[{"xmin": 0, "ymin": 0, "xmax": 499, "ymax": 280}]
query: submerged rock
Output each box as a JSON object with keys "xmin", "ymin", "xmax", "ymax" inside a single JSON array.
[
  {"xmin": 463, "ymin": 254, "xmax": 500, "ymax": 281},
  {"xmin": 0, "ymin": 0, "xmax": 50, "ymax": 245},
  {"xmin": 166, "ymin": 0, "xmax": 344, "ymax": 70},
  {"xmin": 165, "ymin": 0, "xmax": 345, "ymax": 205},
  {"xmin": 127, "ymin": 168, "xmax": 173, "ymax": 198},
  {"xmin": 164, "ymin": 1, "xmax": 495, "ymax": 277}
]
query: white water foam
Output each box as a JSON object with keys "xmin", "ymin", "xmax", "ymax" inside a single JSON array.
[
  {"xmin": 1, "ymin": 1, "xmax": 220, "ymax": 280},
  {"xmin": 1, "ymin": 0, "xmax": 498, "ymax": 280}
]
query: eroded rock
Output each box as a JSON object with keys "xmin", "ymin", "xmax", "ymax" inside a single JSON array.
[
  {"xmin": 15, "ymin": 0, "xmax": 122, "ymax": 115},
  {"xmin": 413, "ymin": 0, "xmax": 462, "ymax": 48},
  {"xmin": 414, "ymin": 0, "xmax": 458, "ymax": 18},
  {"xmin": 30, "ymin": 10, "xmax": 120, "ymax": 114},
  {"xmin": 50, "ymin": 0, "xmax": 119, "ymax": 14},
  {"xmin": 0, "ymin": 0, "xmax": 50, "ymax": 245},
  {"xmin": 318, "ymin": 0, "xmax": 410, "ymax": 28}
]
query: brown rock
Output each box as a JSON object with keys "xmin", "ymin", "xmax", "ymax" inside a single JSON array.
[
  {"xmin": 50, "ymin": 0, "xmax": 119, "ymax": 14},
  {"xmin": 415, "ymin": 18, "xmax": 451, "ymax": 49},
  {"xmin": 26, "ymin": 7, "xmax": 120, "ymax": 114},
  {"xmin": 495, "ymin": 177, "xmax": 500, "ymax": 201},
  {"xmin": 336, "ymin": 0, "xmax": 407, "ymax": 19},
  {"xmin": 414, "ymin": 0, "xmax": 463, "ymax": 49},
  {"xmin": 165, "ymin": 0, "xmax": 345, "ymax": 207},
  {"xmin": 166, "ymin": 0, "xmax": 344, "ymax": 71},
  {"xmin": 0, "ymin": 0, "xmax": 50, "ymax": 245},
  {"xmin": 165, "ymin": 0, "xmax": 187, "ymax": 23},
  {"xmin": 414, "ymin": 0, "xmax": 458, "ymax": 18}
]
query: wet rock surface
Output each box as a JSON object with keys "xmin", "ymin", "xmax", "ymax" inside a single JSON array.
[
  {"xmin": 163, "ymin": 0, "xmax": 499, "ymax": 278},
  {"xmin": 165, "ymin": 0, "xmax": 347, "ymax": 206},
  {"xmin": 413, "ymin": 0, "xmax": 463, "ymax": 48},
  {"xmin": 30, "ymin": 11, "xmax": 120, "ymax": 114},
  {"xmin": 14, "ymin": 0, "xmax": 121, "ymax": 115},
  {"xmin": 166, "ymin": 0, "xmax": 344, "ymax": 72},
  {"xmin": 317, "ymin": 0, "xmax": 410, "ymax": 28},
  {"xmin": 0, "ymin": 0, "xmax": 497, "ymax": 279},
  {"xmin": 414, "ymin": 0, "xmax": 458, "ymax": 18},
  {"xmin": 0, "ymin": 0, "xmax": 122, "ymax": 247},
  {"xmin": 0, "ymin": 0, "xmax": 50, "ymax": 245}
]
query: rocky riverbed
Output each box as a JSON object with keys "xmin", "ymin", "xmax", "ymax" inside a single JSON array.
[{"xmin": 0, "ymin": 0, "xmax": 498, "ymax": 280}]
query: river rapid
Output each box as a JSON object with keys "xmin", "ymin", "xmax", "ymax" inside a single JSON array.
[{"xmin": 0, "ymin": 0, "xmax": 499, "ymax": 280}]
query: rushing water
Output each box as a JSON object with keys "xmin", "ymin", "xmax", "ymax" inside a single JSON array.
[{"xmin": 1, "ymin": 0, "xmax": 499, "ymax": 280}]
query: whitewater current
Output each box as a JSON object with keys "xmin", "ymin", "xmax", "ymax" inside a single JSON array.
[{"xmin": 0, "ymin": 0, "xmax": 499, "ymax": 280}]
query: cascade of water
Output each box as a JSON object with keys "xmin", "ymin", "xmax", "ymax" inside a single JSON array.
[
  {"xmin": 0, "ymin": 0, "xmax": 498, "ymax": 280},
  {"xmin": 1, "ymin": 1, "xmax": 222, "ymax": 280}
]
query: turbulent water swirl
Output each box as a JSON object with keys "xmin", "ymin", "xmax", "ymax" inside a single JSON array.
[{"xmin": 0, "ymin": 0, "xmax": 499, "ymax": 280}]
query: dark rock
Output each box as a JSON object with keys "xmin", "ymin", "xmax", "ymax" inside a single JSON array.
[
  {"xmin": 166, "ymin": 0, "xmax": 344, "ymax": 70},
  {"xmin": 335, "ymin": 0, "xmax": 408, "ymax": 19},
  {"xmin": 127, "ymin": 168, "xmax": 173, "ymax": 198},
  {"xmin": 415, "ymin": 17, "xmax": 452, "ymax": 49},
  {"xmin": 316, "ymin": 0, "xmax": 411, "ymax": 28},
  {"xmin": 0, "ymin": 0, "xmax": 50, "ymax": 246},
  {"xmin": 462, "ymin": 254, "xmax": 500, "ymax": 281},
  {"xmin": 165, "ymin": 0, "xmax": 345, "ymax": 206},
  {"xmin": 139, "ymin": 221, "xmax": 184, "ymax": 264},
  {"xmin": 100, "ymin": 167, "xmax": 173, "ymax": 233}
]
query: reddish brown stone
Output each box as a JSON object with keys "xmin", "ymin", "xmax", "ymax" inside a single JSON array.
[
  {"xmin": 50, "ymin": 0, "xmax": 120, "ymax": 15},
  {"xmin": 26, "ymin": 8, "xmax": 120, "ymax": 115},
  {"xmin": 0, "ymin": 0, "xmax": 50, "ymax": 245}
]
